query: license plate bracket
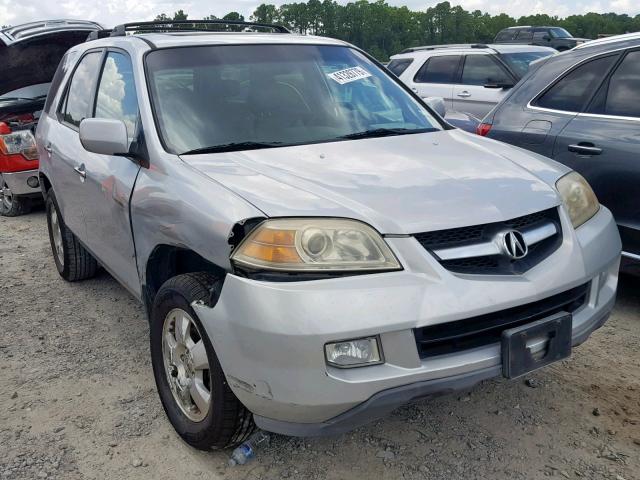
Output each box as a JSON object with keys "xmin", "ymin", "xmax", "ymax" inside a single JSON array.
[{"xmin": 502, "ymin": 312, "xmax": 573, "ymax": 379}]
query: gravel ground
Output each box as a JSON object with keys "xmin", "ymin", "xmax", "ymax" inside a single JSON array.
[{"xmin": 1, "ymin": 209, "xmax": 639, "ymax": 480}]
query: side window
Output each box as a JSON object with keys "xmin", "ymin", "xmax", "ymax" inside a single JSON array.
[
  {"xmin": 533, "ymin": 30, "xmax": 549, "ymax": 42},
  {"xmin": 61, "ymin": 52, "xmax": 102, "ymax": 128},
  {"xmin": 496, "ymin": 30, "xmax": 515, "ymax": 42},
  {"xmin": 534, "ymin": 55, "xmax": 618, "ymax": 112},
  {"xmin": 461, "ymin": 55, "xmax": 510, "ymax": 86},
  {"xmin": 516, "ymin": 28, "xmax": 533, "ymax": 41},
  {"xmin": 387, "ymin": 58, "xmax": 414, "ymax": 77},
  {"xmin": 589, "ymin": 51, "xmax": 640, "ymax": 118},
  {"xmin": 414, "ymin": 55, "xmax": 461, "ymax": 84},
  {"xmin": 95, "ymin": 52, "xmax": 140, "ymax": 140}
]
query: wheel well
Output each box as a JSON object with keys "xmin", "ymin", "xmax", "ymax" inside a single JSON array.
[
  {"xmin": 144, "ymin": 246, "xmax": 226, "ymax": 314},
  {"xmin": 39, "ymin": 173, "xmax": 52, "ymax": 197}
]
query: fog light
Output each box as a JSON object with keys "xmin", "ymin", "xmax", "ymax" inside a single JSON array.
[
  {"xmin": 325, "ymin": 337, "xmax": 382, "ymax": 368},
  {"xmin": 27, "ymin": 176, "xmax": 39, "ymax": 188}
]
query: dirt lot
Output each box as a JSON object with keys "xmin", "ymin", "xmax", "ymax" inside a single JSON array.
[{"xmin": 1, "ymin": 209, "xmax": 639, "ymax": 480}]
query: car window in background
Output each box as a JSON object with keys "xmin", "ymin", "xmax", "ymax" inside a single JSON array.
[
  {"xmin": 461, "ymin": 55, "xmax": 510, "ymax": 85},
  {"xmin": 588, "ymin": 50, "xmax": 640, "ymax": 118},
  {"xmin": 387, "ymin": 58, "xmax": 413, "ymax": 77},
  {"xmin": 550, "ymin": 28, "xmax": 572, "ymax": 38},
  {"xmin": 534, "ymin": 55, "xmax": 618, "ymax": 112},
  {"xmin": 95, "ymin": 52, "xmax": 139, "ymax": 141},
  {"xmin": 146, "ymin": 44, "xmax": 440, "ymax": 154},
  {"xmin": 61, "ymin": 52, "xmax": 102, "ymax": 128},
  {"xmin": 502, "ymin": 51, "xmax": 555, "ymax": 78},
  {"xmin": 496, "ymin": 30, "xmax": 516, "ymax": 42},
  {"xmin": 533, "ymin": 31, "xmax": 548, "ymax": 43},
  {"xmin": 516, "ymin": 29, "xmax": 533, "ymax": 41},
  {"xmin": 414, "ymin": 55, "xmax": 460, "ymax": 84}
]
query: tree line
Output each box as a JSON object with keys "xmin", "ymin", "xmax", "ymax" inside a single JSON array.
[{"xmin": 156, "ymin": 0, "xmax": 640, "ymax": 60}]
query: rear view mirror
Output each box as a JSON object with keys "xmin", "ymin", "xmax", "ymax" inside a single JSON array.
[
  {"xmin": 79, "ymin": 118, "xmax": 129, "ymax": 156},
  {"xmin": 424, "ymin": 96, "xmax": 447, "ymax": 117}
]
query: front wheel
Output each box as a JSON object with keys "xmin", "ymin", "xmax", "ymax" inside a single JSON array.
[
  {"xmin": 0, "ymin": 174, "xmax": 31, "ymax": 216},
  {"xmin": 150, "ymin": 273, "xmax": 255, "ymax": 450}
]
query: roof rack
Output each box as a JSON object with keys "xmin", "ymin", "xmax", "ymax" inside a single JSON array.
[
  {"xmin": 400, "ymin": 44, "xmax": 489, "ymax": 54},
  {"xmin": 107, "ymin": 20, "xmax": 291, "ymax": 37}
]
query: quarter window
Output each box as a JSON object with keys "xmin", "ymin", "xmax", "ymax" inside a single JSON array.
[
  {"xmin": 61, "ymin": 52, "xmax": 102, "ymax": 128},
  {"xmin": 589, "ymin": 51, "xmax": 640, "ymax": 118},
  {"xmin": 534, "ymin": 55, "xmax": 618, "ymax": 112},
  {"xmin": 95, "ymin": 52, "xmax": 140, "ymax": 140},
  {"xmin": 461, "ymin": 55, "xmax": 510, "ymax": 86},
  {"xmin": 414, "ymin": 55, "xmax": 461, "ymax": 84}
]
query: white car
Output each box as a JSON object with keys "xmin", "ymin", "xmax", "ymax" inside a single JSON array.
[{"xmin": 388, "ymin": 44, "xmax": 556, "ymax": 118}]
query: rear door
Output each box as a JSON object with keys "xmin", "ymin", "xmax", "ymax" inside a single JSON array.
[
  {"xmin": 514, "ymin": 28, "xmax": 533, "ymax": 45},
  {"xmin": 452, "ymin": 54, "xmax": 515, "ymax": 118},
  {"xmin": 553, "ymin": 49, "xmax": 640, "ymax": 254},
  {"xmin": 409, "ymin": 54, "xmax": 461, "ymax": 109},
  {"xmin": 47, "ymin": 50, "xmax": 104, "ymax": 238},
  {"xmin": 80, "ymin": 50, "xmax": 142, "ymax": 295}
]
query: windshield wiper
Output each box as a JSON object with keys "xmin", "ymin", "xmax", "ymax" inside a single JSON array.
[
  {"xmin": 338, "ymin": 127, "xmax": 435, "ymax": 140},
  {"xmin": 180, "ymin": 141, "xmax": 284, "ymax": 155}
]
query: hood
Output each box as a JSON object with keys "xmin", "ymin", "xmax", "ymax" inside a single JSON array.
[
  {"xmin": 181, "ymin": 130, "xmax": 565, "ymax": 234},
  {"xmin": 0, "ymin": 21, "xmax": 102, "ymax": 96}
]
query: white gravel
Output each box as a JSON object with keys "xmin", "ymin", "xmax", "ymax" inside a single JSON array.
[{"xmin": 1, "ymin": 209, "xmax": 639, "ymax": 480}]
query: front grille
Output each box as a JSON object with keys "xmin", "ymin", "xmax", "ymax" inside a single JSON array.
[
  {"xmin": 414, "ymin": 282, "xmax": 589, "ymax": 358},
  {"xmin": 414, "ymin": 208, "xmax": 562, "ymax": 275}
]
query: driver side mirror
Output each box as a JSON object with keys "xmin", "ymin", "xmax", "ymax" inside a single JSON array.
[
  {"xmin": 543, "ymin": 35, "xmax": 551, "ymax": 41},
  {"xmin": 79, "ymin": 118, "xmax": 129, "ymax": 156},
  {"xmin": 424, "ymin": 96, "xmax": 447, "ymax": 117}
]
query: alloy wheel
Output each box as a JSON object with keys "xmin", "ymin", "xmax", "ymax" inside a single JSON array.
[
  {"xmin": 0, "ymin": 176, "xmax": 12, "ymax": 211},
  {"xmin": 49, "ymin": 208, "xmax": 65, "ymax": 266},
  {"xmin": 162, "ymin": 308, "xmax": 211, "ymax": 422}
]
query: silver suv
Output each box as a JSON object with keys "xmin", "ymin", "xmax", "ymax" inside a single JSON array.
[
  {"xmin": 37, "ymin": 20, "xmax": 621, "ymax": 449},
  {"xmin": 388, "ymin": 44, "xmax": 556, "ymax": 118}
]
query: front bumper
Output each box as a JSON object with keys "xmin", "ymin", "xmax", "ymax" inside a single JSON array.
[
  {"xmin": 1, "ymin": 169, "xmax": 40, "ymax": 196},
  {"xmin": 193, "ymin": 206, "xmax": 621, "ymax": 436}
]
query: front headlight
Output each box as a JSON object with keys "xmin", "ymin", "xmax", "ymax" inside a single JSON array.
[
  {"xmin": 556, "ymin": 171, "xmax": 599, "ymax": 228},
  {"xmin": 231, "ymin": 218, "xmax": 401, "ymax": 272}
]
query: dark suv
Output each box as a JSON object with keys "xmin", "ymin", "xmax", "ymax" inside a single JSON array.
[
  {"xmin": 479, "ymin": 33, "xmax": 640, "ymax": 269},
  {"xmin": 494, "ymin": 26, "xmax": 590, "ymax": 51}
]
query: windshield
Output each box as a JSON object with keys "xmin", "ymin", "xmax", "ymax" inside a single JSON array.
[
  {"xmin": 146, "ymin": 44, "xmax": 440, "ymax": 154},
  {"xmin": 550, "ymin": 28, "xmax": 572, "ymax": 39},
  {"xmin": 501, "ymin": 51, "xmax": 555, "ymax": 78}
]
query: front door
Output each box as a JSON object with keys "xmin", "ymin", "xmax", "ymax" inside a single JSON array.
[
  {"xmin": 80, "ymin": 50, "xmax": 142, "ymax": 295},
  {"xmin": 409, "ymin": 54, "xmax": 461, "ymax": 110}
]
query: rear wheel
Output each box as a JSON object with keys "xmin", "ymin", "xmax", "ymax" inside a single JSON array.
[
  {"xmin": 45, "ymin": 191, "xmax": 98, "ymax": 281},
  {"xmin": 0, "ymin": 174, "xmax": 31, "ymax": 216},
  {"xmin": 150, "ymin": 273, "xmax": 255, "ymax": 450}
]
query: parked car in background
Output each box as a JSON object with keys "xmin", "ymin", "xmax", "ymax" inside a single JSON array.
[
  {"xmin": 479, "ymin": 32, "xmax": 640, "ymax": 269},
  {"xmin": 0, "ymin": 20, "xmax": 102, "ymax": 216},
  {"xmin": 494, "ymin": 26, "xmax": 590, "ymax": 51},
  {"xmin": 38, "ymin": 20, "xmax": 620, "ymax": 449},
  {"xmin": 388, "ymin": 44, "xmax": 556, "ymax": 118}
]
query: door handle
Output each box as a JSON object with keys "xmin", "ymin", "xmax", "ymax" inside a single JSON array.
[
  {"xmin": 568, "ymin": 143, "xmax": 603, "ymax": 156},
  {"xmin": 74, "ymin": 164, "xmax": 86, "ymax": 179},
  {"xmin": 44, "ymin": 143, "xmax": 53, "ymax": 154},
  {"xmin": 457, "ymin": 91, "xmax": 471, "ymax": 98},
  {"xmin": 411, "ymin": 87, "xmax": 418, "ymax": 92}
]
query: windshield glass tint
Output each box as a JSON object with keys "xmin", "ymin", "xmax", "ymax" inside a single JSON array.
[
  {"xmin": 502, "ymin": 51, "xmax": 555, "ymax": 78},
  {"xmin": 550, "ymin": 28, "xmax": 572, "ymax": 38},
  {"xmin": 146, "ymin": 45, "xmax": 440, "ymax": 154}
]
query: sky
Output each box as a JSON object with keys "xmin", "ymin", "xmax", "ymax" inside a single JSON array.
[{"xmin": 1, "ymin": 0, "xmax": 638, "ymax": 28}]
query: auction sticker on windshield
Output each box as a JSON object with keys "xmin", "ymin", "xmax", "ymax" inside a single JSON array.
[{"xmin": 327, "ymin": 66, "xmax": 372, "ymax": 84}]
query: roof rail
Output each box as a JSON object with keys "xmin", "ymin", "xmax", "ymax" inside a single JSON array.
[
  {"xmin": 574, "ymin": 32, "xmax": 640, "ymax": 49},
  {"xmin": 109, "ymin": 20, "xmax": 291, "ymax": 37},
  {"xmin": 400, "ymin": 43, "xmax": 489, "ymax": 54}
]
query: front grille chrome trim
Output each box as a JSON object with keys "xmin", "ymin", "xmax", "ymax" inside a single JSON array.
[{"xmin": 433, "ymin": 221, "xmax": 558, "ymax": 261}]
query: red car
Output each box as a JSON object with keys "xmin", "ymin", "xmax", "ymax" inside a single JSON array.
[{"xmin": 0, "ymin": 20, "xmax": 102, "ymax": 216}]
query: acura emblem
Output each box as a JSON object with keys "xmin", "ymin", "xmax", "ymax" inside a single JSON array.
[{"xmin": 502, "ymin": 230, "xmax": 528, "ymax": 260}]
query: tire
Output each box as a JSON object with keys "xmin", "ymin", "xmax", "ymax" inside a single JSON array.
[
  {"xmin": 0, "ymin": 174, "xmax": 31, "ymax": 216},
  {"xmin": 45, "ymin": 191, "xmax": 98, "ymax": 281},
  {"xmin": 150, "ymin": 272, "xmax": 255, "ymax": 450}
]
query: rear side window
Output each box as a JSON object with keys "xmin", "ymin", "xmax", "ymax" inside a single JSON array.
[
  {"xmin": 533, "ymin": 30, "xmax": 549, "ymax": 42},
  {"xmin": 588, "ymin": 50, "xmax": 640, "ymax": 118},
  {"xmin": 496, "ymin": 30, "xmax": 516, "ymax": 42},
  {"xmin": 61, "ymin": 51, "xmax": 102, "ymax": 128},
  {"xmin": 461, "ymin": 55, "xmax": 510, "ymax": 86},
  {"xmin": 534, "ymin": 55, "xmax": 618, "ymax": 112},
  {"xmin": 516, "ymin": 29, "xmax": 533, "ymax": 41},
  {"xmin": 95, "ymin": 52, "xmax": 139, "ymax": 140},
  {"xmin": 387, "ymin": 58, "xmax": 413, "ymax": 77},
  {"xmin": 414, "ymin": 55, "xmax": 461, "ymax": 84}
]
